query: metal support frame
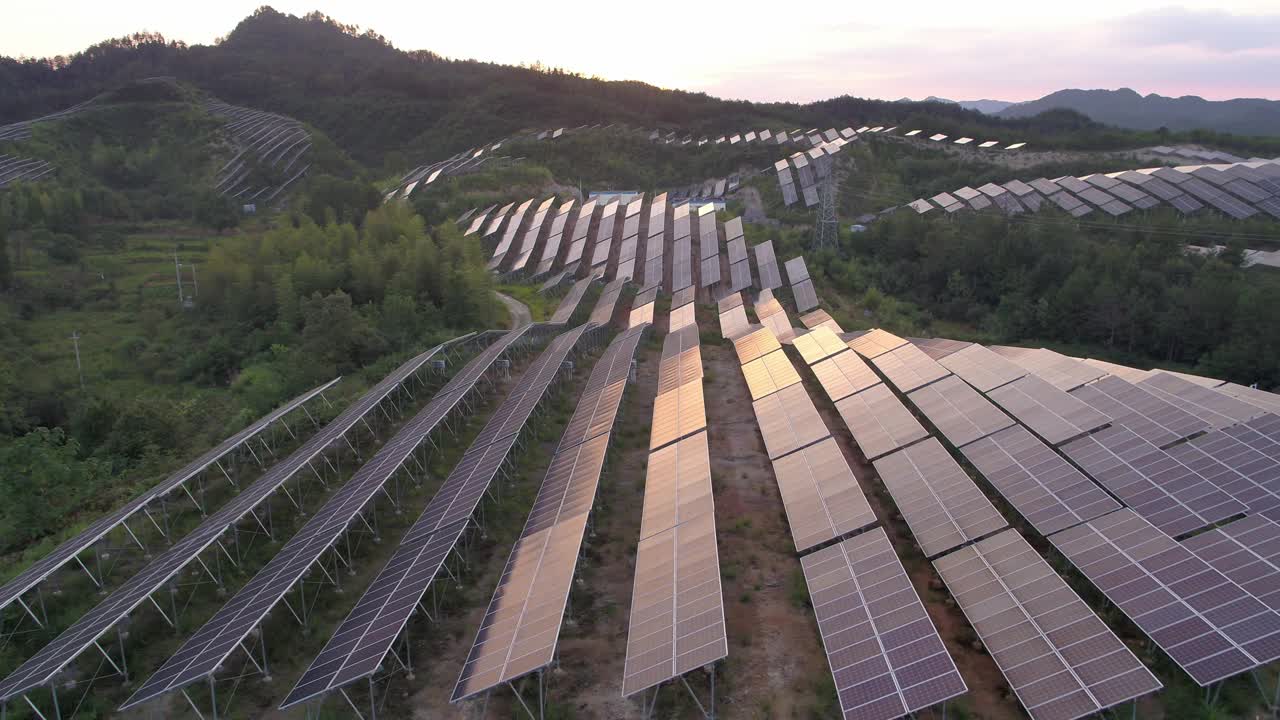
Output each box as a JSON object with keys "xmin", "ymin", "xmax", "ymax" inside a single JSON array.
[{"xmin": 636, "ymin": 664, "xmax": 718, "ymax": 720}]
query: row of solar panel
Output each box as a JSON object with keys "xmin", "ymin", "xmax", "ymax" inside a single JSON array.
[
  {"xmin": 836, "ymin": 329, "xmax": 1169, "ymax": 720},
  {"xmin": 453, "ymin": 322, "xmax": 648, "ymax": 703},
  {"xmin": 903, "ymin": 159, "xmax": 1280, "ymax": 221},
  {"xmin": 875, "ymin": 330, "xmax": 1280, "ymax": 696},
  {"xmin": 728, "ymin": 302, "xmax": 972, "ymax": 720},
  {"xmin": 0, "ymin": 332, "xmax": 489, "ymax": 704}
]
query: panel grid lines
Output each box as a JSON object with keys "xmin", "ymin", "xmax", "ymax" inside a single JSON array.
[
  {"xmin": 803, "ymin": 529, "xmax": 966, "ymax": 719},
  {"xmin": 935, "ymin": 529, "xmax": 1161, "ymax": 719}
]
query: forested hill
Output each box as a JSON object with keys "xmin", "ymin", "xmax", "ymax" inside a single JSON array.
[
  {"xmin": 998, "ymin": 88, "xmax": 1280, "ymax": 137},
  {"xmin": 7, "ymin": 8, "xmax": 1275, "ymax": 172}
]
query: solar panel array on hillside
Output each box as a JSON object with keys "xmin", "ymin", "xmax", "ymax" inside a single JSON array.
[
  {"xmin": 591, "ymin": 200, "xmax": 619, "ymax": 269},
  {"xmin": 452, "ymin": 324, "xmax": 647, "ymax": 703},
  {"xmin": 935, "ymin": 529, "xmax": 1161, "ymax": 719},
  {"xmin": 489, "ymin": 198, "xmax": 533, "ymax": 270},
  {"xmin": 535, "ymin": 198, "xmax": 577, "ymax": 276},
  {"xmin": 509, "ymin": 196, "xmax": 556, "ymax": 273},
  {"xmin": 2, "ymin": 336, "xmax": 474, "ymax": 706},
  {"xmin": 893, "ymin": 158, "xmax": 1280, "ymax": 221},
  {"xmin": 281, "ymin": 325, "xmax": 626, "ymax": 708},
  {"xmin": 0, "ymin": 376, "xmax": 340, "ymax": 615},
  {"xmin": 1051, "ymin": 509, "xmax": 1280, "ymax": 686},
  {"xmin": 125, "ymin": 328, "xmax": 567, "ymax": 710}
]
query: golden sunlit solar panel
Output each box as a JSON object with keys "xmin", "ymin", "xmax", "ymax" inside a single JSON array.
[
  {"xmin": 734, "ymin": 326, "xmax": 783, "ymax": 365},
  {"xmin": 870, "ymin": 343, "xmax": 952, "ymax": 393},
  {"xmin": 792, "ymin": 327, "xmax": 848, "ymax": 365},
  {"xmin": 848, "ymin": 328, "xmax": 908, "ymax": 359},
  {"xmin": 835, "ymin": 384, "xmax": 928, "ymax": 461},
  {"xmin": 810, "ymin": 351, "xmax": 881, "ymax": 402},
  {"xmin": 753, "ymin": 383, "xmax": 829, "ymax": 460},
  {"xmin": 742, "ymin": 350, "xmax": 803, "ymax": 401},
  {"xmin": 772, "ymin": 438, "xmax": 875, "ymax": 551},
  {"xmin": 651, "ymin": 379, "xmax": 707, "ymax": 451}
]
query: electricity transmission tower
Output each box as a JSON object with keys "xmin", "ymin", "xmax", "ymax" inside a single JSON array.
[{"xmin": 812, "ymin": 153, "xmax": 840, "ymax": 248}]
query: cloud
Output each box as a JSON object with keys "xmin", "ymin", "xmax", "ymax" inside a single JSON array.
[
  {"xmin": 685, "ymin": 8, "xmax": 1280, "ymax": 103},
  {"xmin": 1116, "ymin": 6, "xmax": 1280, "ymax": 52}
]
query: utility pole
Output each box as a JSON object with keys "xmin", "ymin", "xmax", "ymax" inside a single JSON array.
[
  {"xmin": 191, "ymin": 263, "xmax": 198, "ymax": 298},
  {"xmin": 70, "ymin": 331, "xmax": 84, "ymax": 389},
  {"xmin": 174, "ymin": 249, "xmax": 184, "ymax": 305}
]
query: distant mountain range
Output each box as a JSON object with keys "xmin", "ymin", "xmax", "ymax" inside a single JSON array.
[{"xmin": 902, "ymin": 89, "xmax": 1280, "ymax": 137}]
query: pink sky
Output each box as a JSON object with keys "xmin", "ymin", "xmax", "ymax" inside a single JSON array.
[{"xmin": 3, "ymin": 2, "xmax": 1278, "ymax": 102}]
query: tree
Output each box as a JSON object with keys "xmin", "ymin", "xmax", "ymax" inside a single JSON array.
[{"xmin": 0, "ymin": 230, "xmax": 11, "ymax": 290}]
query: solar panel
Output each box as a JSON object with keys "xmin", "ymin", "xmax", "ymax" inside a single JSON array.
[
  {"xmin": 734, "ymin": 326, "xmax": 783, "ymax": 364},
  {"xmin": 988, "ymin": 375, "xmax": 1111, "ymax": 446},
  {"xmin": 623, "ymin": 508, "xmax": 726, "ymax": 695},
  {"xmin": 784, "ymin": 256, "xmax": 810, "ymax": 284},
  {"xmin": 935, "ymin": 529, "xmax": 1161, "ymax": 718},
  {"xmin": 1138, "ymin": 372, "xmax": 1263, "ymax": 428},
  {"xmin": 937, "ymin": 344, "xmax": 1025, "ymax": 392},
  {"xmin": 811, "ymin": 351, "xmax": 881, "ymax": 401},
  {"xmin": 998, "ymin": 348, "xmax": 1106, "ymax": 392},
  {"xmin": 836, "ymin": 384, "xmax": 929, "ymax": 461},
  {"xmin": 1182, "ymin": 515, "xmax": 1280, "ymax": 614},
  {"xmin": 908, "ymin": 338, "xmax": 971, "ymax": 361},
  {"xmin": 870, "ymin": 343, "xmax": 952, "ymax": 393},
  {"xmin": 792, "ymin": 279, "xmax": 819, "ymax": 311},
  {"xmin": 637, "ymin": 430, "xmax": 713, "ymax": 541},
  {"xmin": 118, "ymin": 333, "xmax": 512, "ymax": 710},
  {"xmin": 962, "ymin": 425, "xmax": 1120, "ymax": 536},
  {"xmin": 671, "ymin": 236, "xmax": 693, "ymax": 291},
  {"xmin": 908, "ymin": 375, "xmax": 1015, "ymax": 448},
  {"xmin": 651, "ymin": 379, "xmax": 708, "ymax": 451},
  {"xmin": 754, "ymin": 241, "xmax": 783, "ymax": 289},
  {"xmin": 451, "ymin": 432, "xmax": 611, "ymax": 702},
  {"xmin": 717, "ymin": 291, "xmax": 743, "ymax": 313},
  {"xmin": 792, "ymin": 327, "xmax": 847, "ymax": 365},
  {"xmin": 1060, "ymin": 425, "xmax": 1246, "ymax": 537},
  {"xmin": 801, "ymin": 308, "xmax": 844, "ymax": 333},
  {"xmin": 773, "ymin": 438, "xmax": 876, "ymax": 551},
  {"xmin": 1164, "ymin": 427, "xmax": 1280, "ymax": 521},
  {"xmin": 669, "ymin": 302, "xmax": 696, "ymax": 332},
  {"xmin": 1050, "ymin": 509, "xmax": 1280, "ymax": 686},
  {"xmin": 753, "ymin": 383, "xmax": 829, "ymax": 460},
  {"xmin": 699, "ymin": 255, "xmax": 721, "ymax": 287},
  {"xmin": 728, "ymin": 260, "xmax": 753, "ymax": 292},
  {"xmin": 742, "ymin": 349, "xmax": 802, "ymax": 401},
  {"xmin": 848, "ymin": 329, "xmax": 909, "ymax": 359},
  {"xmin": 0, "ymin": 375, "xmax": 339, "ymax": 616},
  {"xmin": 718, "ymin": 305, "xmax": 750, "ymax": 340},
  {"xmin": 877, "ymin": 437, "xmax": 1005, "ymax": 556},
  {"xmin": 803, "ymin": 528, "xmax": 965, "ymax": 719},
  {"xmin": 726, "ymin": 237, "xmax": 747, "ymax": 265},
  {"xmin": 1069, "ymin": 376, "xmax": 1208, "ymax": 448}
]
